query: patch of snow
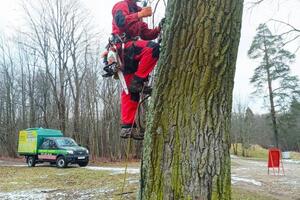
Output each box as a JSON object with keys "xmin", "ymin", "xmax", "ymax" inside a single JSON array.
[
  {"xmin": 71, "ymin": 190, "xmax": 94, "ymax": 200},
  {"xmin": 8, "ymin": 182, "xmax": 18, "ymax": 185},
  {"xmin": 89, "ymin": 188, "xmax": 114, "ymax": 193},
  {"xmin": 36, "ymin": 188, "xmax": 116, "ymax": 200},
  {"xmin": 127, "ymin": 177, "xmax": 139, "ymax": 184},
  {"xmin": 245, "ymin": 160, "xmax": 266, "ymax": 167},
  {"xmin": 1, "ymin": 164, "xmax": 27, "ymax": 167},
  {"xmin": 54, "ymin": 192, "xmax": 66, "ymax": 196},
  {"xmin": 281, "ymin": 180, "xmax": 299, "ymax": 185},
  {"xmin": 231, "ymin": 176, "xmax": 262, "ymax": 186},
  {"xmin": 100, "ymin": 189, "xmax": 113, "ymax": 193},
  {"xmin": 50, "ymin": 192, "xmax": 66, "ymax": 200},
  {"xmin": 0, "ymin": 188, "xmax": 116, "ymax": 200},
  {"xmin": 128, "ymin": 179, "xmax": 139, "ymax": 184},
  {"xmin": 57, "ymin": 173, "xmax": 69, "ymax": 176},
  {"xmin": 68, "ymin": 188, "xmax": 114, "ymax": 200},
  {"xmin": 283, "ymin": 159, "xmax": 300, "ymax": 164},
  {"xmin": 235, "ymin": 167, "xmax": 251, "ymax": 171},
  {"xmin": 85, "ymin": 166, "xmax": 140, "ymax": 174},
  {"xmin": 0, "ymin": 189, "xmax": 50, "ymax": 200}
]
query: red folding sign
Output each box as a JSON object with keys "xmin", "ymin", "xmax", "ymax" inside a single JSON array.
[{"xmin": 268, "ymin": 148, "xmax": 284, "ymax": 175}]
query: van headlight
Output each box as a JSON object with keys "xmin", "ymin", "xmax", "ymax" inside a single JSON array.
[
  {"xmin": 86, "ymin": 149, "xmax": 89, "ymax": 154},
  {"xmin": 67, "ymin": 150, "xmax": 74, "ymax": 154}
]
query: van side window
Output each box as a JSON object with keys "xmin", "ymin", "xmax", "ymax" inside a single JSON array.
[
  {"xmin": 41, "ymin": 140, "xmax": 50, "ymax": 149},
  {"xmin": 49, "ymin": 140, "xmax": 57, "ymax": 149}
]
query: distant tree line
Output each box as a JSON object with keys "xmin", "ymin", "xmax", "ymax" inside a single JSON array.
[
  {"xmin": 231, "ymin": 100, "xmax": 300, "ymax": 153},
  {"xmin": 0, "ymin": 0, "xmax": 142, "ymax": 159}
]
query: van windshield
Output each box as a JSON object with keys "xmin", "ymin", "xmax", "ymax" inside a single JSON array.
[{"xmin": 55, "ymin": 138, "xmax": 78, "ymax": 147}]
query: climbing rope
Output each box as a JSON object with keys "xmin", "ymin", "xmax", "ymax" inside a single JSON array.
[
  {"xmin": 144, "ymin": 0, "xmax": 166, "ymax": 28},
  {"xmin": 120, "ymin": 131, "xmax": 132, "ymax": 198},
  {"xmin": 120, "ymin": 85, "xmax": 146, "ymax": 199}
]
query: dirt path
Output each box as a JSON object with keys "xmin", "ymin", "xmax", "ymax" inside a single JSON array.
[
  {"xmin": 0, "ymin": 159, "xmax": 26, "ymax": 166},
  {"xmin": 231, "ymin": 156, "xmax": 300, "ymax": 200},
  {"xmin": 0, "ymin": 157, "xmax": 299, "ymax": 199}
]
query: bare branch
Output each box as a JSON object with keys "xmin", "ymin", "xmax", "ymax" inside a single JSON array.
[{"xmin": 271, "ymin": 19, "xmax": 300, "ymax": 33}]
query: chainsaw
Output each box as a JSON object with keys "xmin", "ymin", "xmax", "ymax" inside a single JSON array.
[{"xmin": 102, "ymin": 43, "xmax": 129, "ymax": 95}]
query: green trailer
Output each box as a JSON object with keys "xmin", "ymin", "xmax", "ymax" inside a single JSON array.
[{"xmin": 18, "ymin": 128, "xmax": 89, "ymax": 168}]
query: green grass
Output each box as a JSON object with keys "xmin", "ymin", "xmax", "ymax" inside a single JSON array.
[
  {"xmin": 232, "ymin": 187, "xmax": 276, "ymax": 200},
  {"xmin": 0, "ymin": 166, "xmax": 138, "ymax": 199},
  {"xmin": 290, "ymin": 151, "xmax": 300, "ymax": 160},
  {"xmin": 211, "ymin": 185, "xmax": 274, "ymax": 200},
  {"xmin": 231, "ymin": 144, "xmax": 268, "ymax": 160},
  {"xmin": 0, "ymin": 165, "xmax": 278, "ymax": 200}
]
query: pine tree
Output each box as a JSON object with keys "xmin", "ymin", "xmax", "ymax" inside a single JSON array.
[{"xmin": 248, "ymin": 23, "xmax": 300, "ymax": 148}]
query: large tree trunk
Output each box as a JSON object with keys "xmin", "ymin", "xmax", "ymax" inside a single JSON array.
[{"xmin": 140, "ymin": 0, "xmax": 243, "ymax": 199}]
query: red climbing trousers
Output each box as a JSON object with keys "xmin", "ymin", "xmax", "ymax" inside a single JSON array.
[{"xmin": 121, "ymin": 40, "xmax": 160, "ymax": 128}]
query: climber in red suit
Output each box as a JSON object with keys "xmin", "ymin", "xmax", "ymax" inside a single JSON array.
[{"xmin": 112, "ymin": 0, "xmax": 161, "ymax": 140}]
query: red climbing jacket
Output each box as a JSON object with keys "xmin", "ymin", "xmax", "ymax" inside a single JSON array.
[{"xmin": 112, "ymin": 0, "xmax": 160, "ymax": 40}]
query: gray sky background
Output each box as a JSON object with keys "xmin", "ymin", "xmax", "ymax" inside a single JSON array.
[{"xmin": 0, "ymin": 0, "xmax": 299, "ymax": 114}]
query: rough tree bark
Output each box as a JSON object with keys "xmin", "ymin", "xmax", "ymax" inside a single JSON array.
[{"xmin": 140, "ymin": 0, "xmax": 243, "ymax": 199}]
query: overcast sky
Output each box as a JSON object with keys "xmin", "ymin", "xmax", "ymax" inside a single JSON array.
[{"xmin": 0, "ymin": 0, "xmax": 299, "ymax": 114}]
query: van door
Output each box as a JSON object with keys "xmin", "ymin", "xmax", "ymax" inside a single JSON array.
[
  {"xmin": 48, "ymin": 139, "xmax": 59, "ymax": 160},
  {"xmin": 38, "ymin": 139, "xmax": 57, "ymax": 161}
]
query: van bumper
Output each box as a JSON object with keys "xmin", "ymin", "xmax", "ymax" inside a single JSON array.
[{"xmin": 65, "ymin": 155, "xmax": 89, "ymax": 164}]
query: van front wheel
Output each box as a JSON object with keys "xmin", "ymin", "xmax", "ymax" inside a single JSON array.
[
  {"xmin": 56, "ymin": 156, "xmax": 67, "ymax": 168},
  {"xmin": 27, "ymin": 156, "xmax": 36, "ymax": 167}
]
